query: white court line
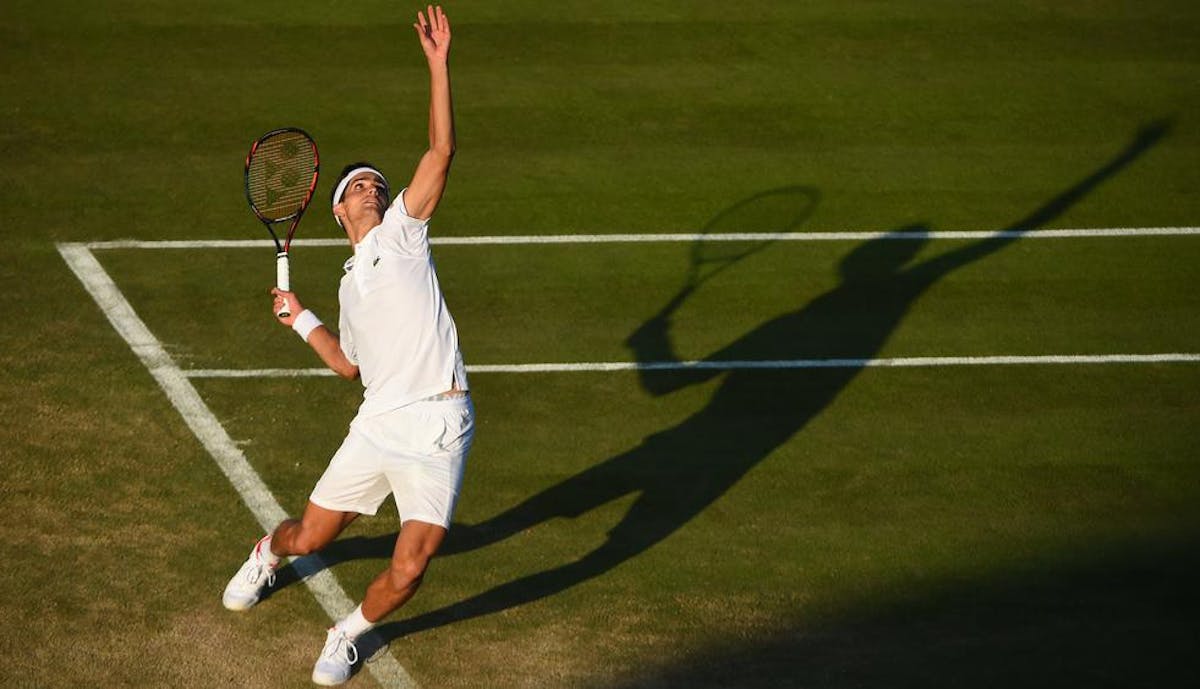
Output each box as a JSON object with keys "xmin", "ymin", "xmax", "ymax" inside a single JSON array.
[
  {"xmin": 182, "ymin": 353, "xmax": 1200, "ymax": 378},
  {"xmin": 56, "ymin": 243, "xmax": 418, "ymax": 689},
  {"xmin": 96, "ymin": 227, "xmax": 1193, "ymax": 378},
  {"xmin": 79, "ymin": 226, "xmax": 1200, "ymax": 249},
  {"xmin": 60, "ymin": 227, "xmax": 1200, "ymax": 682}
]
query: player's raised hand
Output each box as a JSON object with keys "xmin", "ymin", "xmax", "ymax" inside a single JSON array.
[{"xmin": 415, "ymin": 5, "xmax": 451, "ymax": 64}]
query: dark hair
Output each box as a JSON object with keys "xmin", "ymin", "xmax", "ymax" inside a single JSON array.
[{"xmin": 330, "ymin": 161, "xmax": 390, "ymax": 206}]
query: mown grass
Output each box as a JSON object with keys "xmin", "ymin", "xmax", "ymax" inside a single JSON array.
[{"xmin": 2, "ymin": 1, "xmax": 1199, "ymax": 688}]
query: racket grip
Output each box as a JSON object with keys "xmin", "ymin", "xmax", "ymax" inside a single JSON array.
[{"xmin": 276, "ymin": 252, "xmax": 291, "ymax": 317}]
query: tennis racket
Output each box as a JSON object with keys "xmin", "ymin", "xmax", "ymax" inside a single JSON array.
[{"xmin": 244, "ymin": 127, "xmax": 320, "ymax": 317}]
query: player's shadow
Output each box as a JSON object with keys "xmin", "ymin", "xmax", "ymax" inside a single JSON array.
[{"xmin": 285, "ymin": 122, "xmax": 1169, "ymax": 659}]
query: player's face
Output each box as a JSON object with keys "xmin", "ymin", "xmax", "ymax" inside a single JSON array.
[{"xmin": 340, "ymin": 172, "xmax": 390, "ymax": 226}]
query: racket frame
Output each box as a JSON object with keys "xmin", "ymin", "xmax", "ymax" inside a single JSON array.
[
  {"xmin": 684, "ymin": 186, "xmax": 821, "ymax": 292},
  {"xmin": 243, "ymin": 127, "xmax": 320, "ymax": 317}
]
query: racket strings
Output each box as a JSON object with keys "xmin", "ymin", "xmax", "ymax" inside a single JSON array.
[
  {"xmin": 685, "ymin": 187, "xmax": 820, "ymax": 285},
  {"xmin": 247, "ymin": 133, "xmax": 317, "ymax": 221}
]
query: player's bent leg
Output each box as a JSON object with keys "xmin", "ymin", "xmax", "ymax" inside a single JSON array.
[
  {"xmin": 310, "ymin": 522, "xmax": 447, "ymax": 686},
  {"xmin": 362, "ymin": 520, "xmax": 447, "ymax": 620},
  {"xmin": 223, "ymin": 503, "xmax": 356, "ymax": 612},
  {"xmin": 272, "ymin": 501, "xmax": 359, "ymax": 556}
]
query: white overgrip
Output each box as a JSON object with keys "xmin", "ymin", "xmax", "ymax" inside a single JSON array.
[{"xmin": 275, "ymin": 252, "xmax": 291, "ymax": 317}]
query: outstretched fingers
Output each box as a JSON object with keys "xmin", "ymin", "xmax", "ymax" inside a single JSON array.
[
  {"xmin": 414, "ymin": 5, "xmax": 450, "ymax": 57},
  {"xmin": 428, "ymin": 5, "xmax": 448, "ymax": 34},
  {"xmin": 414, "ymin": 9, "xmax": 427, "ymax": 40}
]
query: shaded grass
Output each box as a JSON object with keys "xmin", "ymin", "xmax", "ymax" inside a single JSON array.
[
  {"xmin": 195, "ymin": 364, "xmax": 1200, "ymax": 688},
  {"xmin": 598, "ymin": 534, "xmax": 1200, "ymax": 689},
  {"xmin": 2, "ymin": 1, "xmax": 1199, "ymax": 687}
]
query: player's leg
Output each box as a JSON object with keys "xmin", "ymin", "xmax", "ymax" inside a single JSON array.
[
  {"xmin": 225, "ymin": 424, "xmax": 387, "ymax": 613},
  {"xmin": 358, "ymin": 398, "xmax": 469, "ymax": 618},
  {"xmin": 363, "ymin": 519, "xmax": 447, "ymax": 618},
  {"xmin": 222, "ymin": 503, "xmax": 358, "ymax": 612},
  {"xmin": 311, "ymin": 521, "xmax": 445, "ymax": 686},
  {"xmin": 270, "ymin": 502, "xmax": 359, "ymax": 556},
  {"xmin": 312, "ymin": 399, "xmax": 472, "ymax": 685}
]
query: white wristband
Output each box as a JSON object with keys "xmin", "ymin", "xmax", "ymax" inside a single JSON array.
[{"xmin": 291, "ymin": 309, "xmax": 323, "ymax": 343}]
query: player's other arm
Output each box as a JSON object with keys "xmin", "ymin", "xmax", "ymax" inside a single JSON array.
[
  {"xmin": 272, "ymin": 288, "xmax": 360, "ymax": 380},
  {"xmin": 625, "ymin": 288, "xmax": 721, "ymax": 396},
  {"xmin": 304, "ymin": 327, "xmax": 360, "ymax": 380},
  {"xmin": 403, "ymin": 5, "xmax": 455, "ymax": 222}
]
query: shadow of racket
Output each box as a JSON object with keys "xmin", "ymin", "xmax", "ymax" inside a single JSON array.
[{"xmin": 682, "ymin": 185, "xmax": 821, "ymax": 295}]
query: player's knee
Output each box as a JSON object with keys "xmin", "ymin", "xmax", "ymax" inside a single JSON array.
[
  {"xmin": 387, "ymin": 556, "xmax": 429, "ymax": 593},
  {"xmin": 289, "ymin": 528, "xmax": 331, "ymax": 556}
]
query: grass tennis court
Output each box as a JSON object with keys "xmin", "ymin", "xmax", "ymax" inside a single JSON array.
[{"xmin": 3, "ymin": 2, "xmax": 1199, "ymax": 688}]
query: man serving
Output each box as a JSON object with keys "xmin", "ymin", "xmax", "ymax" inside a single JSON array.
[{"xmin": 222, "ymin": 6, "xmax": 474, "ymax": 686}]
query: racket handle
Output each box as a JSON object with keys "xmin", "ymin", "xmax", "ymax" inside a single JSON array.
[{"xmin": 276, "ymin": 252, "xmax": 291, "ymax": 317}]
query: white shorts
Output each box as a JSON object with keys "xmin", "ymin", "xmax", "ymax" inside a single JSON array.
[{"xmin": 310, "ymin": 395, "xmax": 474, "ymax": 527}]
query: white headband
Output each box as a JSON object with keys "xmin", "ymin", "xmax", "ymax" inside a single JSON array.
[{"xmin": 332, "ymin": 166, "xmax": 390, "ymax": 227}]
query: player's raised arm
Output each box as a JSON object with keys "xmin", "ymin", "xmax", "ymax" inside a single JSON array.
[{"xmin": 403, "ymin": 5, "xmax": 455, "ymax": 221}]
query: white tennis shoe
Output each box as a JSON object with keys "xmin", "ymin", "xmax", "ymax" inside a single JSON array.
[
  {"xmin": 312, "ymin": 627, "xmax": 359, "ymax": 686},
  {"xmin": 222, "ymin": 536, "xmax": 277, "ymax": 611}
]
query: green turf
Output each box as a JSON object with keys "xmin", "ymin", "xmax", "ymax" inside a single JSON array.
[{"xmin": 2, "ymin": 2, "xmax": 1198, "ymax": 688}]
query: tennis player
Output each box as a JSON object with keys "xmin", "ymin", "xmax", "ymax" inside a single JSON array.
[{"xmin": 222, "ymin": 6, "xmax": 473, "ymax": 686}]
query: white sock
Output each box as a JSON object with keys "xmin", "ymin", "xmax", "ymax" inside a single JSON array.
[
  {"xmin": 335, "ymin": 605, "xmax": 375, "ymax": 639},
  {"xmin": 256, "ymin": 534, "xmax": 282, "ymax": 568}
]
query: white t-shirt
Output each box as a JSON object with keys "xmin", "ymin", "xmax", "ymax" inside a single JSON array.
[{"xmin": 337, "ymin": 190, "xmax": 469, "ymax": 419}]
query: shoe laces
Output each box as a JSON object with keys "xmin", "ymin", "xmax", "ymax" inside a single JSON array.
[
  {"xmin": 322, "ymin": 628, "xmax": 359, "ymax": 665},
  {"xmin": 245, "ymin": 562, "xmax": 276, "ymax": 589},
  {"xmin": 241, "ymin": 549, "xmax": 276, "ymax": 588}
]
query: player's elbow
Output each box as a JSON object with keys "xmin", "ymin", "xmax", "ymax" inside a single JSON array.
[
  {"xmin": 430, "ymin": 141, "xmax": 455, "ymax": 161},
  {"xmin": 331, "ymin": 362, "xmax": 359, "ymax": 380}
]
